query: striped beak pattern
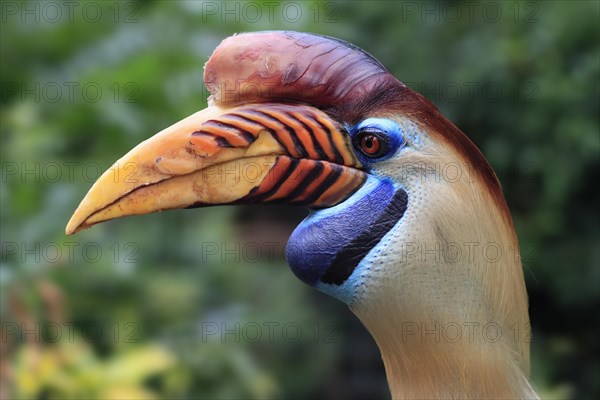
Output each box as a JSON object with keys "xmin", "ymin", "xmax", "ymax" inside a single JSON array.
[{"xmin": 65, "ymin": 103, "xmax": 367, "ymax": 235}]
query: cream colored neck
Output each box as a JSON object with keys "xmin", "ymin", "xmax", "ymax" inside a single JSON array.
[
  {"xmin": 352, "ymin": 251, "xmax": 537, "ymax": 400},
  {"xmin": 370, "ymin": 320, "xmax": 537, "ymax": 399}
]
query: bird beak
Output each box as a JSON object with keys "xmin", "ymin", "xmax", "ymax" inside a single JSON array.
[{"xmin": 65, "ymin": 103, "xmax": 366, "ymax": 235}]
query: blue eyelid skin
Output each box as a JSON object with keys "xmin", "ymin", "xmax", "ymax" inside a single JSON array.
[{"xmin": 349, "ymin": 118, "xmax": 405, "ymax": 164}]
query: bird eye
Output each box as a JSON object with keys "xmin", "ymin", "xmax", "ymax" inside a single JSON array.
[
  {"xmin": 351, "ymin": 118, "xmax": 404, "ymax": 163},
  {"xmin": 354, "ymin": 128, "xmax": 390, "ymax": 159},
  {"xmin": 360, "ymin": 133, "xmax": 380, "ymax": 155}
]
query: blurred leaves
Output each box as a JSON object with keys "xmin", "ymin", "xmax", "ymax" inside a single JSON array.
[{"xmin": 13, "ymin": 339, "xmax": 175, "ymax": 399}]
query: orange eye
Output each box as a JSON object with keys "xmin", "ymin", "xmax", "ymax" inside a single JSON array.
[
  {"xmin": 360, "ymin": 134, "xmax": 380, "ymax": 155},
  {"xmin": 353, "ymin": 120, "xmax": 402, "ymax": 161}
]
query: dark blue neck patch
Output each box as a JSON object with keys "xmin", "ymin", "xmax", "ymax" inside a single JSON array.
[{"xmin": 286, "ymin": 176, "xmax": 408, "ymax": 290}]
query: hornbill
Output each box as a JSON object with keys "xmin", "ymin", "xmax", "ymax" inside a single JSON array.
[{"xmin": 66, "ymin": 31, "xmax": 536, "ymax": 399}]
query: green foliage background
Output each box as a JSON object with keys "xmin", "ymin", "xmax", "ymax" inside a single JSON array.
[{"xmin": 1, "ymin": 1, "xmax": 598, "ymax": 398}]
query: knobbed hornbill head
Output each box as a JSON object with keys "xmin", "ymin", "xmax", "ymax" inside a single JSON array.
[{"xmin": 66, "ymin": 31, "xmax": 535, "ymax": 399}]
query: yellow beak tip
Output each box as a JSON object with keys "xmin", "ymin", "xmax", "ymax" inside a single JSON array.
[
  {"xmin": 65, "ymin": 223, "xmax": 77, "ymax": 236},
  {"xmin": 65, "ymin": 214, "xmax": 86, "ymax": 235}
]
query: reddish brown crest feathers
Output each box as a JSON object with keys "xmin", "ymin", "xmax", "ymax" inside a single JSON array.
[
  {"xmin": 203, "ymin": 30, "xmax": 400, "ymax": 108},
  {"xmin": 204, "ymin": 31, "xmax": 511, "ymax": 223}
]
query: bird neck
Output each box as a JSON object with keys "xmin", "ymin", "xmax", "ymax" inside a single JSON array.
[
  {"xmin": 376, "ymin": 322, "xmax": 536, "ymax": 398},
  {"xmin": 353, "ymin": 286, "xmax": 537, "ymax": 399},
  {"xmin": 348, "ymin": 195, "xmax": 536, "ymax": 399},
  {"xmin": 351, "ymin": 247, "xmax": 537, "ymax": 399}
]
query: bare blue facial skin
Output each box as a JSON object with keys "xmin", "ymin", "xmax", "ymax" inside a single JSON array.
[{"xmin": 286, "ymin": 176, "xmax": 394, "ymax": 283}]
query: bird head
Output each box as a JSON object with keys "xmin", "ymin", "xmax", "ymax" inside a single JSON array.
[{"xmin": 66, "ymin": 31, "xmax": 533, "ymax": 398}]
